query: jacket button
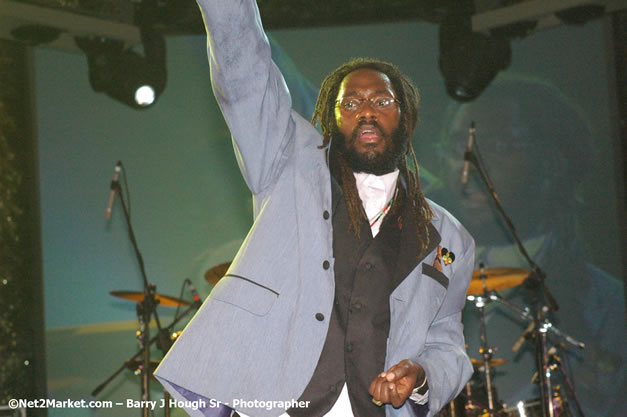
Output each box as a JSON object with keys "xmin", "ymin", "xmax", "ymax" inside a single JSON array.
[
  {"xmin": 346, "ymin": 342, "xmax": 353, "ymax": 353},
  {"xmin": 315, "ymin": 313, "xmax": 324, "ymax": 321},
  {"xmin": 364, "ymin": 262, "xmax": 373, "ymax": 270},
  {"xmin": 323, "ymin": 210, "xmax": 330, "ymax": 220},
  {"xmin": 323, "ymin": 260, "xmax": 330, "ymax": 270}
]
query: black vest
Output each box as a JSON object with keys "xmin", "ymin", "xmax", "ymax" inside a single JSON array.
[{"xmin": 289, "ymin": 179, "xmax": 436, "ymax": 417}]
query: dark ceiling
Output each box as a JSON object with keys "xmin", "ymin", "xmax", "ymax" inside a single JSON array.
[
  {"xmin": 1, "ymin": 0, "xmax": 622, "ymax": 52},
  {"xmin": 157, "ymin": 0, "xmax": 470, "ymax": 34}
]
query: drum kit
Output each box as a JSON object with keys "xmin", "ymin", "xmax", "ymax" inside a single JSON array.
[
  {"xmin": 436, "ymin": 266, "xmax": 585, "ymax": 417},
  {"xmin": 91, "ymin": 256, "xmax": 241, "ymax": 415},
  {"xmin": 96, "ymin": 260, "xmax": 585, "ymax": 417},
  {"xmin": 92, "ymin": 285, "xmax": 197, "ymax": 417}
]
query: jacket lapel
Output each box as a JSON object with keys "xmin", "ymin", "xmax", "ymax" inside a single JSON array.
[{"xmin": 391, "ymin": 199, "xmax": 441, "ymax": 290}]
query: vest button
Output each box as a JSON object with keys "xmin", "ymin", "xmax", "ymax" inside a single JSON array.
[
  {"xmin": 346, "ymin": 342, "xmax": 353, "ymax": 353},
  {"xmin": 364, "ymin": 262, "xmax": 373, "ymax": 270},
  {"xmin": 315, "ymin": 313, "xmax": 325, "ymax": 321},
  {"xmin": 323, "ymin": 210, "xmax": 330, "ymax": 220},
  {"xmin": 323, "ymin": 260, "xmax": 330, "ymax": 270},
  {"xmin": 353, "ymin": 302, "xmax": 362, "ymax": 310}
]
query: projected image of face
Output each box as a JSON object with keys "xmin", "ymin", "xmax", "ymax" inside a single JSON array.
[
  {"xmin": 440, "ymin": 99, "xmax": 547, "ymax": 244},
  {"xmin": 429, "ymin": 79, "xmax": 624, "ymax": 417},
  {"xmin": 434, "ymin": 82, "xmax": 588, "ymax": 248}
]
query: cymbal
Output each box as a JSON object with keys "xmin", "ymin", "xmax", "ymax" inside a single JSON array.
[
  {"xmin": 467, "ymin": 267, "xmax": 529, "ymax": 295},
  {"xmin": 470, "ymin": 358, "xmax": 507, "ymax": 368},
  {"xmin": 204, "ymin": 262, "xmax": 231, "ymax": 285},
  {"xmin": 110, "ymin": 290, "xmax": 190, "ymax": 307}
]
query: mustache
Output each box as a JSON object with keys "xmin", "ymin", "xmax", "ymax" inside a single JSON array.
[{"xmin": 350, "ymin": 120, "xmax": 387, "ymax": 142}]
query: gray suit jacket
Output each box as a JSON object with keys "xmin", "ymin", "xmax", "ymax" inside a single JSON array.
[{"xmin": 155, "ymin": 1, "xmax": 474, "ymax": 416}]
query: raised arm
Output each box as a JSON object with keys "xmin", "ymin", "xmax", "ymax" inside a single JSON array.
[{"xmin": 198, "ymin": 0, "xmax": 296, "ymax": 194}]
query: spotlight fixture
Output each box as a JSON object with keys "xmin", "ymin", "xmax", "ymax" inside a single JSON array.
[
  {"xmin": 439, "ymin": 16, "xmax": 511, "ymax": 102},
  {"xmin": 76, "ymin": 36, "xmax": 166, "ymax": 109},
  {"xmin": 75, "ymin": 0, "xmax": 166, "ymax": 109}
]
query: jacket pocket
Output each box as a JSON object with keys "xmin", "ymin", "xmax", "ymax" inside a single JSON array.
[
  {"xmin": 211, "ymin": 274, "xmax": 279, "ymax": 316},
  {"xmin": 421, "ymin": 263, "xmax": 449, "ymax": 289}
]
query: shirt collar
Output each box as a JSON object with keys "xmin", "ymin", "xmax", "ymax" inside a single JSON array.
[{"xmin": 354, "ymin": 169, "xmax": 400, "ymax": 205}]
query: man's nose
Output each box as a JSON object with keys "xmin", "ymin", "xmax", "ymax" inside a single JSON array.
[{"xmin": 357, "ymin": 102, "xmax": 377, "ymax": 119}]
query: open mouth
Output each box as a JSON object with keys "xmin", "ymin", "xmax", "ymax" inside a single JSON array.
[{"xmin": 356, "ymin": 124, "xmax": 382, "ymax": 143}]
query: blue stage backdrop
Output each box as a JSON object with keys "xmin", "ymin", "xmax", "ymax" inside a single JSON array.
[{"xmin": 34, "ymin": 17, "xmax": 623, "ymax": 417}]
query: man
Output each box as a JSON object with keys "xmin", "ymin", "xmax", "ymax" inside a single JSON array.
[{"xmin": 155, "ymin": 1, "xmax": 474, "ymax": 416}]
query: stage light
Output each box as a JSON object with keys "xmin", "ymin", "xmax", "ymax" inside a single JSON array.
[
  {"xmin": 76, "ymin": 34, "xmax": 166, "ymax": 109},
  {"xmin": 439, "ymin": 16, "xmax": 511, "ymax": 102},
  {"xmin": 75, "ymin": 0, "xmax": 166, "ymax": 109},
  {"xmin": 135, "ymin": 85, "xmax": 156, "ymax": 107}
]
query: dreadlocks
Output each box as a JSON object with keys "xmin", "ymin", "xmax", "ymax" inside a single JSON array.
[{"xmin": 311, "ymin": 58, "xmax": 434, "ymax": 257}]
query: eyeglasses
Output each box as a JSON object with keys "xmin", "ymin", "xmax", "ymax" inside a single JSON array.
[{"xmin": 335, "ymin": 96, "xmax": 400, "ymax": 113}]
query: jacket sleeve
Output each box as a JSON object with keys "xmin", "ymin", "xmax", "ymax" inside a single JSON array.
[
  {"xmin": 413, "ymin": 239, "xmax": 475, "ymax": 416},
  {"xmin": 197, "ymin": 0, "xmax": 296, "ymax": 195}
]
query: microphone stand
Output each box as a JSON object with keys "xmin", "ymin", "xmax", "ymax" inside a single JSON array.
[
  {"xmin": 110, "ymin": 173, "xmax": 168, "ymax": 417},
  {"xmin": 463, "ymin": 126, "xmax": 560, "ymax": 417},
  {"xmin": 91, "ymin": 301, "xmax": 199, "ymax": 397}
]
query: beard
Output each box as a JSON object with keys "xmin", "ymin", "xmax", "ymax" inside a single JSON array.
[{"xmin": 332, "ymin": 120, "xmax": 408, "ymax": 176}]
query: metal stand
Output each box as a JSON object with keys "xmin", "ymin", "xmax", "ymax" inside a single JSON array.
[
  {"xmin": 552, "ymin": 349, "xmax": 586, "ymax": 417},
  {"xmin": 112, "ymin": 175, "xmax": 166, "ymax": 416},
  {"xmin": 91, "ymin": 301, "xmax": 198, "ymax": 398},
  {"xmin": 471, "ymin": 266, "xmax": 497, "ymax": 413},
  {"xmin": 96, "ymin": 162, "xmax": 197, "ymax": 416},
  {"xmin": 464, "ymin": 123, "xmax": 560, "ymax": 417},
  {"xmin": 488, "ymin": 290, "xmax": 585, "ymax": 417}
]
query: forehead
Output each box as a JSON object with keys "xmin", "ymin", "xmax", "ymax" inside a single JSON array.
[{"xmin": 337, "ymin": 68, "xmax": 395, "ymax": 98}]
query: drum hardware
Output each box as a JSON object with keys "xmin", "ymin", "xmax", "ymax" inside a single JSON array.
[
  {"xmin": 125, "ymin": 358, "xmax": 161, "ymax": 378},
  {"xmin": 110, "ymin": 290, "xmax": 191, "ymax": 307},
  {"xmin": 465, "ymin": 278, "xmax": 584, "ymax": 417},
  {"xmin": 466, "ymin": 267, "xmax": 529, "ymax": 295},
  {"xmin": 467, "ymin": 270, "xmax": 500, "ymax": 415},
  {"xmin": 473, "ymin": 290, "xmax": 584, "ymax": 417},
  {"xmin": 504, "ymin": 387, "xmax": 569, "ymax": 417},
  {"xmin": 91, "ymin": 296, "xmax": 199, "ymax": 412},
  {"xmin": 463, "ymin": 263, "xmax": 531, "ymax": 415},
  {"xmin": 485, "ymin": 292, "xmax": 584, "ymax": 352},
  {"xmin": 470, "ymin": 358, "xmax": 507, "ymax": 370},
  {"xmin": 527, "ymin": 350, "xmax": 581, "ymax": 417},
  {"xmin": 435, "ymin": 370, "xmax": 508, "ymax": 417}
]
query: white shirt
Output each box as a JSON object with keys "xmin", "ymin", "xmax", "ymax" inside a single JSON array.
[{"xmin": 354, "ymin": 170, "xmax": 400, "ymax": 238}]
